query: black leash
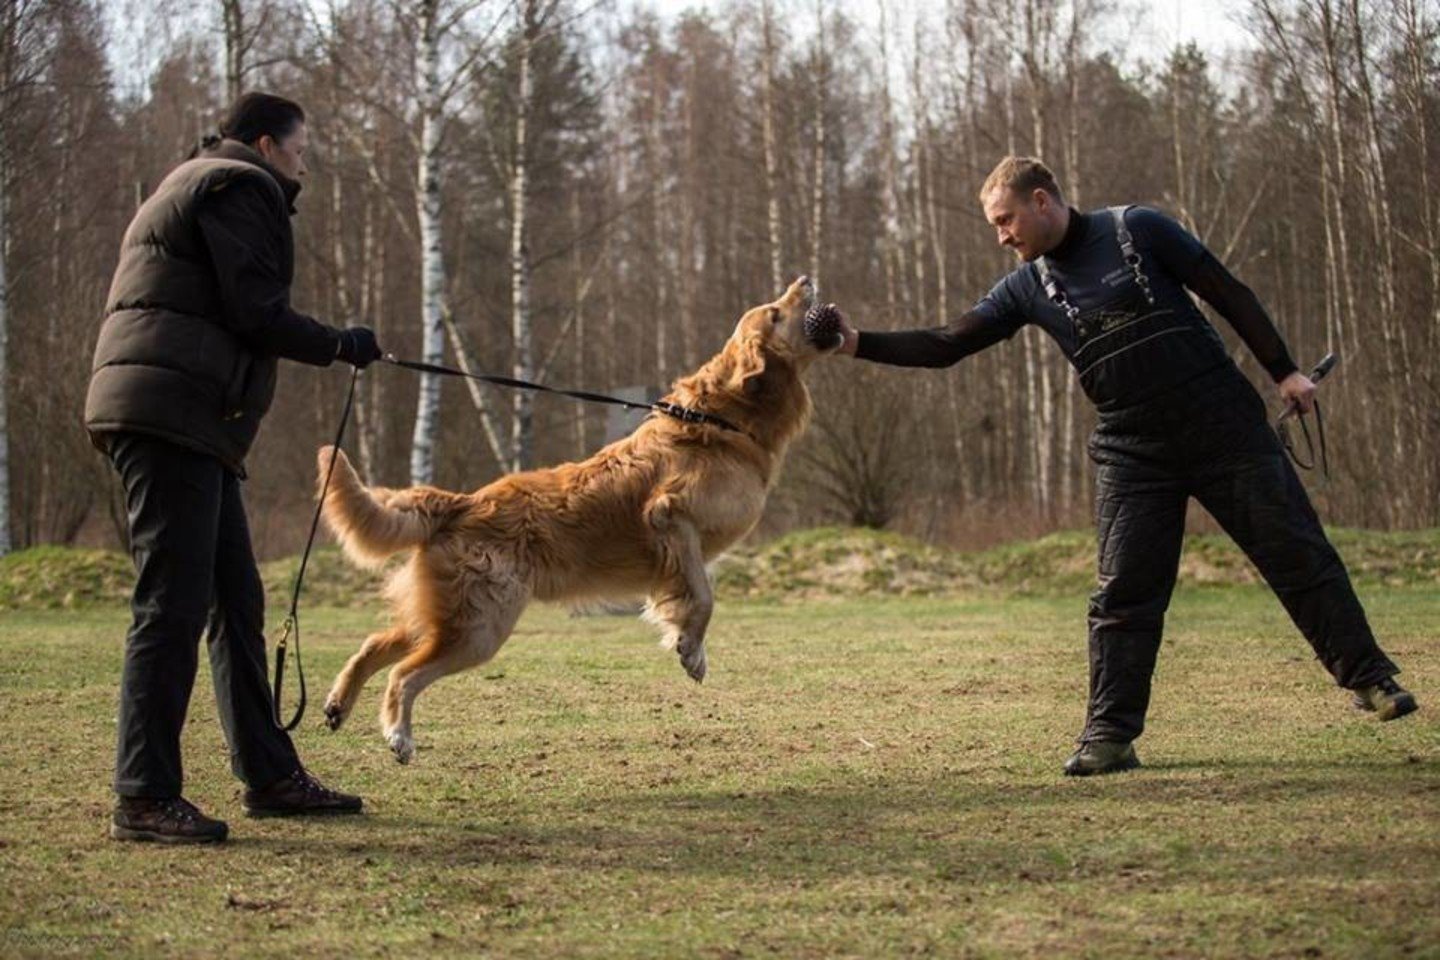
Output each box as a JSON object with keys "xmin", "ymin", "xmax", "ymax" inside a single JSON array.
[
  {"xmin": 381, "ymin": 354, "xmax": 744, "ymax": 434},
  {"xmin": 271, "ymin": 365, "xmax": 360, "ymax": 731},
  {"xmin": 1276, "ymin": 353, "xmax": 1337, "ymax": 477}
]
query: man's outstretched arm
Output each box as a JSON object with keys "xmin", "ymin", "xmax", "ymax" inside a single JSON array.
[{"xmin": 838, "ymin": 290, "xmax": 1025, "ymax": 368}]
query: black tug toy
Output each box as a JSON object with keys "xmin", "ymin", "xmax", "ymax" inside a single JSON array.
[{"xmin": 803, "ymin": 302, "xmax": 844, "ymax": 350}]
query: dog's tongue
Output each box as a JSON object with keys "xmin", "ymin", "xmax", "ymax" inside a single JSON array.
[{"xmin": 803, "ymin": 303, "xmax": 843, "ymax": 349}]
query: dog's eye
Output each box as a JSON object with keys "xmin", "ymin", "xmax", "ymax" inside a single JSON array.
[{"xmin": 769, "ymin": 308, "xmax": 781, "ymax": 324}]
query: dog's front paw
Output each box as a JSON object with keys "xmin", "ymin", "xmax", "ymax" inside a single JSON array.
[
  {"xmin": 680, "ymin": 643, "xmax": 707, "ymax": 684},
  {"xmin": 323, "ymin": 693, "xmax": 349, "ymax": 731},
  {"xmin": 386, "ymin": 728, "xmax": 415, "ymax": 764}
]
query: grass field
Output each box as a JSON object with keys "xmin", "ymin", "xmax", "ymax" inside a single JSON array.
[{"xmin": 1, "ymin": 588, "xmax": 1437, "ymax": 958}]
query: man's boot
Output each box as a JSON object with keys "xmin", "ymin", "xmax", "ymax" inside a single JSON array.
[
  {"xmin": 1063, "ymin": 741, "xmax": 1140, "ymax": 777},
  {"xmin": 1351, "ymin": 677, "xmax": 1418, "ymax": 722},
  {"xmin": 111, "ymin": 796, "xmax": 229, "ymax": 844}
]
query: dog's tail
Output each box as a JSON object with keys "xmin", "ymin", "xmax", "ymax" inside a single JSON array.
[{"xmin": 316, "ymin": 446, "xmax": 457, "ymax": 568}]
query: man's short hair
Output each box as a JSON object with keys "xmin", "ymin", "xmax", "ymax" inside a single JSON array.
[{"xmin": 979, "ymin": 156, "xmax": 1064, "ymax": 203}]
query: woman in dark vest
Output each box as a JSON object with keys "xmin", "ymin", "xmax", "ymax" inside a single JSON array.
[{"xmin": 85, "ymin": 92, "xmax": 381, "ymax": 843}]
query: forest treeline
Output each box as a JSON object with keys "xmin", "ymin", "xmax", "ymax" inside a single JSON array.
[{"xmin": 1, "ymin": 0, "xmax": 1436, "ymax": 557}]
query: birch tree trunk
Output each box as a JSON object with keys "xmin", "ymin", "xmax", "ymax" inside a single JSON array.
[
  {"xmin": 1062, "ymin": 1, "xmax": 1084, "ymax": 209},
  {"xmin": 760, "ymin": 0, "xmax": 783, "ymax": 293},
  {"xmin": 1347, "ymin": 0, "xmax": 1409, "ymax": 507},
  {"xmin": 570, "ymin": 186, "xmax": 588, "ymax": 456},
  {"xmin": 1314, "ymin": 0, "xmax": 1387, "ymax": 518},
  {"xmin": 1400, "ymin": 0, "xmax": 1440, "ymax": 515},
  {"xmin": 1316, "ymin": 0, "xmax": 1358, "ymax": 350},
  {"xmin": 677, "ymin": 43, "xmax": 698, "ymax": 370},
  {"xmin": 921, "ymin": 115, "xmax": 945, "ymax": 325},
  {"xmin": 1002, "ymin": 49, "xmax": 1017, "ymax": 155},
  {"xmin": 1347, "ymin": 0, "xmax": 1396, "ymax": 320},
  {"xmin": 37, "ymin": 90, "xmax": 71, "ymax": 540},
  {"xmin": 1169, "ymin": 55, "xmax": 1189, "ymax": 222},
  {"xmin": 909, "ymin": 10, "xmax": 946, "ymax": 328},
  {"xmin": 0, "ymin": 0, "xmax": 20, "ymax": 556},
  {"xmin": 221, "ymin": 0, "xmax": 244, "ymax": 103},
  {"xmin": 0, "ymin": 135, "xmax": 10, "ymax": 555},
  {"xmin": 1021, "ymin": 0, "xmax": 1055, "ymax": 510},
  {"xmin": 509, "ymin": 0, "xmax": 537, "ymax": 472},
  {"xmin": 1059, "ymin": 1, "xmax": 1085, "ymax": 512},
  {"xmin": 1397, "ymin": 0, "xmax": 1438, "ymax": 353},
  {"xmin": 355, "ymin": 185, "xmax": 379, "ymax": 477},
  {"xmin": 410, "ymin": 0, "xmax": 447, "ymax": 484},
  {"xmin": 877, "ymin": 0, "xmax": 906, "ymax": 322},
  {"xmin": 1397, "ymin": 0, "xmax": 1438, "ymax": 520},
  {"xmin": 442, "ymin": 311, "xmax": 512, "ymax": 467},
  {"xmin": 1021, "ymin": 0, "xmax": 1054, "ymax": 157},
  {"xmin": 644, "ymin": 62, "xmax": 671, "ymax": 383},
  {"xmin": 808, "ymin": 0, "xmax": 826, "ymax": 288}
]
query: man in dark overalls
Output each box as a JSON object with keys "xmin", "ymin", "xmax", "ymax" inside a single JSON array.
[{"xmin": 836, "ymin": 156, "xmax": 1417, "ymax": 775}]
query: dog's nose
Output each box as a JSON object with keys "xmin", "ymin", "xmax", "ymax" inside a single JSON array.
[{"xmin": 794, "ymin": 275, "xmax": 816, "ymax": 306}]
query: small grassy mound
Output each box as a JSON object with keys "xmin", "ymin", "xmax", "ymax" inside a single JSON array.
[
  {"xmin": 259, "ymin": 547, "xmax": 390, "ymax": 609},
  {"xmin": 716, "ymin": 526, "xmax": 1440, "ymax": 600},
  {"xmin": 0, "ymin": 546, "xmax": 136, "ymax": 610},
  {"xmin": 1320, "ymin": 528, "xmax": 1440, "ymax": 587},
  {"xmin": 0, "ymin": 545, "xmax": 390, "ymax": 612},
  {"xmin": 713, "ymin": 526, "xmax": 978, "ymax": 599},
  {"xmin": 4, "ymin": 527, "xmax": 1439, "ymax": 611}
]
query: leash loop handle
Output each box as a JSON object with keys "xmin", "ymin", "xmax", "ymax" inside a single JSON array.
[
  {"xmin": 271, "ymin": 614, "xmax": 301, "ymax": 730},
  {"xmin": 272, "ymin": 366, "xmax": 359, "ymax": 731},
  {"xmin": 1276, "ymin": 353, "xmax": 1337, "ymax": 478}
]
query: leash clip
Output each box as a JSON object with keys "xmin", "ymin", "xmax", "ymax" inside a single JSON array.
[{"xmin": 275, "ymin": 614, "xmax": 295, "ymax": 652}]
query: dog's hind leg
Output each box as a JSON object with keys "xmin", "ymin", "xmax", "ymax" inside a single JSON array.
[
  {"xmin": 644, "ymin": 518, "xmax": 713, "ymax": 683},
  {"xmin": 323, "ymin": 625, "xmax": 415, "ymax": 731},
  {"xmin": 378, "ymin": 581, "xmax": 528, "ymax": 764}
]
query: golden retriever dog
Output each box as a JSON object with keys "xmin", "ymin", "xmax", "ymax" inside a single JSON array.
[{"xmin": 318, "ymin": 276, "xmax": 830, "ymax": 762}]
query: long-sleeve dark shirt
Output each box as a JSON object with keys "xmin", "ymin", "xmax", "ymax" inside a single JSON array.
[{"xmin": 856, "ymin": 206, "xmax": 1298, "ymax": 384}]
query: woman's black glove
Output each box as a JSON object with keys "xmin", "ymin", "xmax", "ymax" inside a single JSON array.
[{"xmin": 336, "ymin": 326, "xmax": 382, "ymax": 368}]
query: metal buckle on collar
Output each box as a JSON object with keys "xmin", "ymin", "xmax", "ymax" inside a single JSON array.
[{"xmin": 656, "ymin": 401, "xmax": 704, "ymax": 424}]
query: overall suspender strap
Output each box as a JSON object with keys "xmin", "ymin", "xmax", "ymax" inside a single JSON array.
[
  {"xmin": 1035, "ymin": 256, "xmax": 1080, "ymax": 322},
  {"xmin": 1112, "ymin": 204, "xmax": 1136, "ymax": 249},
  {"xmin": 1111, "ymin": 205, "xmax": 1155, "ymax": 305},
  {"xmin": 1038, "ymin": 207, "xmax": 1157, "ymax": 322}
]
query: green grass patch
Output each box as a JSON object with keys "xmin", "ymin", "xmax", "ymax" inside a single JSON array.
[{"xmin": 1, "ymin": 590, "xmax": 1436, "ymax": 957}]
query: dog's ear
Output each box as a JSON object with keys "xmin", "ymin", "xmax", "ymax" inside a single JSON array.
[
  {"xmin": 728, "ymin": 333, "xmax": 773, "ymax": 399},
  {"xmin": 728, "ymin": 332, "xmax": 796, "ymax": 404}
]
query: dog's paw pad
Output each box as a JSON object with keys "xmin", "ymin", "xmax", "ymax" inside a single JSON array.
[
  {"xmin": 386, "ymin": 731, "xmax": 415, "ymax": 764},
  {"xmin": 681, "ymin": 649, "xmax": 707, "ymax": 683},
  {"xmin": 323, "ymin": 702, "xmax": 346, "ymax": 731}
]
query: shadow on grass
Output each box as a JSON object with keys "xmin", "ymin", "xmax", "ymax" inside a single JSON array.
[{"xmin": 224, "ymin": 760, "xmax": 1438, "ymax": 889}]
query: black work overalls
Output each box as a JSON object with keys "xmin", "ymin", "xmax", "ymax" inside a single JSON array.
[{"xmin": 1038, "ymin": 208, "xmax": 1398, "ymax": 744}]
